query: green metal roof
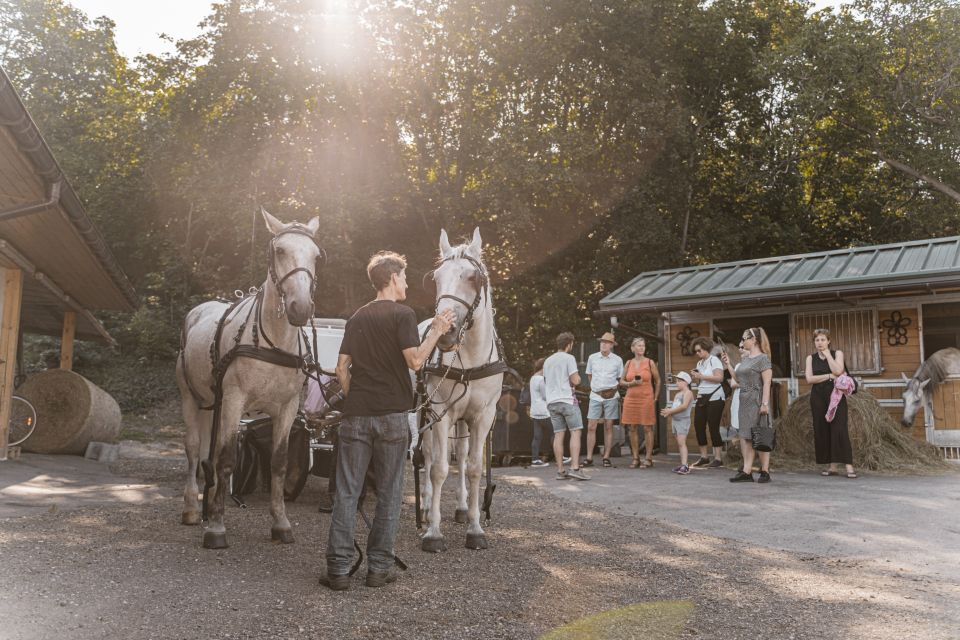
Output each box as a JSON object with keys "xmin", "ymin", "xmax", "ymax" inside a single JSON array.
[{"xmin": 599, "ymin": 236, "xmax": 960, "ymax": 314}]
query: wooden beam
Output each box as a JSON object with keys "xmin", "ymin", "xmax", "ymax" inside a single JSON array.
[
  {"xmin": 0, "ymin": 267, "xmax": 23, "ymax": 460},
  {"xmin": 60, "ymin": 310, "xmax": 75, "ymax": 371}
]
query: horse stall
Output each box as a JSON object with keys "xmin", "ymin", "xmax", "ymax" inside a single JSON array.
[
  {"xmin": 0, "ymin": 67, "xmax": 137, "ymax": 461},
  {"xmin": 597, "ymin": 236, "xmax": 960, "ymax": 461}
]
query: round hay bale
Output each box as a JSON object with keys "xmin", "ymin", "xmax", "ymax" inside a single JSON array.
[
  {"xmin": 19, "ymin": 369, "xmax": 122, "ymax": 455},
  {"xmin": 724, "ymin": 392, "xmax": 950, "ymax": 473}
]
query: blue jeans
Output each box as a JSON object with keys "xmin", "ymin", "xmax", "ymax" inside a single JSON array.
[
  {"xmin": 531, "ymin": 417, "xmax": 553, "ymax": 459},
  {"xmin": 325, "ymin": 413, "xmax": 408, "ymax": 575}
]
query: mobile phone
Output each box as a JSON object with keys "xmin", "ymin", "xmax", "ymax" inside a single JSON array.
[{"xmin": 634, "ymin": 375, "xmax": 642, "ymax": 381}]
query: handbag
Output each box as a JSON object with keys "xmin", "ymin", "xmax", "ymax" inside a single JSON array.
[
  {"xmin": 598, "ymin": 388, "xmax": 617, "ymax": 400},
  {"xmin": 751, "ymin": 412, "xmax": 776, "ymax": 452}
]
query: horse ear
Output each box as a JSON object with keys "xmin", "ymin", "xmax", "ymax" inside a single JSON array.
[
  {"xmin": 261, "ymin": 207, "xmax": 285, "ymax": 236},
  {"xmin": 439, "ymin": 229, "xmax": 453, "ymax": 258},
  {"xmin": 468, "ymin": 227, "xmax": 482, "ymax": 256},
  {"xmin": 305, "ymin": 216, "xmax": 320, "ymax": 236},
  {"xmin": 920, "ymin": 378, "xmax": 931, "ymax": 390},
  {"xmin": 901, "ymin": 372, "xmax": 909, "ymax": 382}
]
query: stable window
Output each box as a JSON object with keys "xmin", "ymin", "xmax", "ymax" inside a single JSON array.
[{"xmin": 791, "ymin": 309, "xmax": 881, "ymax": 375}]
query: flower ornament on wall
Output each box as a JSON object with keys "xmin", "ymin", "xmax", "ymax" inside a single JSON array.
[
  {"xmin": 677, "ymin": 326, "xmax": 700, "ymax": 356},
  {"xmin": 880, "ymin": 310, "xmax": 911, "ymax": 347}
]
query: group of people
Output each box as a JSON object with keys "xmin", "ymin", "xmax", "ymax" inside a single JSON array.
[{"xmin": 527, "ymin": 327, "xmax": 858, "ymax": 485}]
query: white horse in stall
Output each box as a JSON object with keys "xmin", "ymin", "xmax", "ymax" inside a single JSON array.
[
  {"xmin": 419, "ymin": 228, "xmax": 505, "ymax": 552},
  {"xmin": 177, "ymin": 209, "xmax": 323, "ymax": 549},
  {"xmin": 901, "ymin": 347, "xmax": 960, "ymax": 428}
]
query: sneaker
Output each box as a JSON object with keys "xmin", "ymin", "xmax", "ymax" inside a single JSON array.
[
  {"xmin": 365, "ymin": 569, "xmax": 398, "ymax": 588},
  {"xmin": 562, "ymin": 456, "xmax": 572, "ymax": 464},
  {"xmin": 673, "ymin": 464, "xmax": 690, "ymax": 475},
  {"xmin": 691, "ymin": 457, "xmax": 710, "ymax": 468},
  {"xmin": 707, "ymin": 459, "xmax": 724, "ymax": 469},
  {"xmin": 729, "ymin": 471, "xmax": 754, "ymax": 483},
  {"xmin": 530, "ymin": 459, "xmax": 549, "ymax": 467},
  {"xmin": 556, "ymin": 470, "xmax": 570, "ymax": 480},
  {"xmin": 568, "ymin": 468, "xmax": 591, "ymax": 481},
  {"xmin": 757, "ymin": 471, "xmax": 771, "ymax": 483},
  {"xmin": 581, "ymin": 458, "xmax": 594, "ymax": 467},
  {"xmin": 319, "ymin": 573, "xmax": 351, "ymax": 591}
]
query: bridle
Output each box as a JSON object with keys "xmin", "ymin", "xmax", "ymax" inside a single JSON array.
[
  {"xmin": 267, "ymin": 224, "xmax": 326, "ymax": 317},
  {"xmin": 429, "ymin": 251, "xmax": 489, "ymax": 338}
]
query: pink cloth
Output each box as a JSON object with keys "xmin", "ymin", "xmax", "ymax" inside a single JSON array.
[
  {"xmin": 826, "ymin": 375, "xmax": 855, "ymax": 422},
  {"xmin": 304, "ymin": 373, "xmax": 333, "ymax": 418}
]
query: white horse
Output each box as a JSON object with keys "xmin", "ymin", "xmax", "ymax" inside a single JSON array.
[
  {"xmin": 177, "ymin": 209, "xmax": 322, "ymax": 549},
  {"xmin": 901, "ymin": 347, "xmax": 960, "ymax": 428},
  {"xmin": 419, "ymin": 228, "xmax": 504, "ymax": 552}
]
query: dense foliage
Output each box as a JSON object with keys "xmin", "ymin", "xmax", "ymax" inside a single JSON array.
[{"xmin": 2, "ymin": 0, "xmax": 959, "ymax": 380}]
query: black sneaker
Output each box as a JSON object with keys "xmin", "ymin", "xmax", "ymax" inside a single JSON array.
[
  {"xmin": 729, "ymin": 471, "xmax": 754, "ymax": 483},
  {"xmin": 707, "ymin": 459, "xmax": 724, "ymax": 469},
  {"xmin": 581, "ymin": 458, "xmax": 594, "ymax": 467},
  {"xmin": 757, "ymin": 471, "xmax": 771, "ymax": 483},
  {"xmin": 319, "ymin": 573, "xmax": 351, "ymax": 591},
  {"xmin": 691, "ymin": 457, "xmax": 710, "ymax": 468}
]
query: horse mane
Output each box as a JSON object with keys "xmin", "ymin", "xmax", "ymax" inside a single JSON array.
[
  {"xmin": 435, "ymin": 243, "xmax": 478, "ymax": 266},
  {"xmin": 917, "ymin": 348, "xmax": 955, "ymax": 384}
]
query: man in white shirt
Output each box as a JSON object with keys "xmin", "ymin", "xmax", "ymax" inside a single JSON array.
[
  {"xmin": 583, "ymin": 332, "xmax": 624, "ymax": 467},
  {"xmin": 543, "ymin": 332, "xmax": 590, "ymax": 481}
]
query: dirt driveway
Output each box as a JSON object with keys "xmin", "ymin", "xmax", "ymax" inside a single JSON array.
[{"xmin": 0, "ymin": 449, "xmax": 956, "ymax": 640}]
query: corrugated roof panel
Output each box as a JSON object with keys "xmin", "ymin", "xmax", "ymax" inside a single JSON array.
[
  {"xmin": 866, "ymin": 247, "xmax": 903, "ymax": 275},
  {"xmin": 673, "ymin": 268, "xmax": 719, "ymax": 294},
  {"xmin": 639, "ymin": 272, "xmax": 680, "ymax": 297},
  {"xmin": 761, "ymin": 258, "xmax": 802, "ymax": 287},
  {"xmin": 899, "ymin": 245, "xmax": 928, "ymax": 272},
  {"xmin": 700, "ymin": 266, "xmax": 739, "ymax": 291},
  {"xmin": 661, "ymin": 270, "xmax": 699, "ymax": 295},
  {"xmin": 811, "ymin": 254, "xmax": 851, "ymax": 281},
  {"xmin": 925, "ymin": 239, "xmax": 960, "ymax": 271},
  {"xmin": 785, "ymin": 258, "xmax": 822, "ymax": 284},
  {"xmin": 839, "ymin": 250, "xmax": 874, "ymax": 279},
  {"xmin": 740, "ymin": 262, "xmax": 778, "ymax": 288}
]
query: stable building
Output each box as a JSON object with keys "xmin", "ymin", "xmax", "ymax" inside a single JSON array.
[
  {"xmin": 0, "ymin": 66, "xmax": 137, "ymax": 458},
  {"xmin": 598, "ymin": 236, "xmax": 960, "ymax": 459}
]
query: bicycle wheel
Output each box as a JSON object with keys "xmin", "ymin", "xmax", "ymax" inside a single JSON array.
[{"xmin": 7, "ymin": 395, "xmax": 37, "ymax": 446}]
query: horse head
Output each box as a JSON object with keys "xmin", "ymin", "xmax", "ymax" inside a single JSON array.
[
  {"xmin": 900, "ymin": 371, "xmax": 930, "ymax": 428},
  {"xmin": 430, "ymin": 227, "xmax": 488, "ymax": 352},
  {"xmin": 261, "ymin": 208, "xmax": 323, "ymax": 326}
]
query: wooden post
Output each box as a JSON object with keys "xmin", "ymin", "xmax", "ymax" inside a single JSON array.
[
  {"xmin": 60, "ymin": 310, "xmax": 76, "ymax": 371},
  {"xmin": 0, "ymin": 268, "xmax": 24, "ymax": 460}
]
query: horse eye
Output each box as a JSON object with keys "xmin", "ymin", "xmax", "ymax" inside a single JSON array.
[{"xmin": 276, "ymin": 247, "xmax": 286, "ymax": 256}]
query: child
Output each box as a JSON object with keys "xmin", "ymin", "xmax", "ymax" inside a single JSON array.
[{"xmin": 661, "ymin": 371, "xmax": 695, "ymax": 475}]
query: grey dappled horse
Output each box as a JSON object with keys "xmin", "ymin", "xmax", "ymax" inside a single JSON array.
[
  {"xmin": 419, "ymin": 228, "xmax": 504, "ymax": 552},
  {"xmin": 177, "ymin": 210, "xmax": 322, "ymax": 548},
  {"xmin": 901, "ymin": 347, "xmax": 960, "ymax": 428}
]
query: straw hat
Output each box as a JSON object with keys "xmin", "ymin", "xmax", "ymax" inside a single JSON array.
[{"xmin": 599, "ymin": 332, "xmax": 616, "ymax": 343}]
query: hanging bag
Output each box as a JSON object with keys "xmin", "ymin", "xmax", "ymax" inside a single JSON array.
[{"xmin": 751, "ymin": 411, "xmax": 776, "ymax": 452}]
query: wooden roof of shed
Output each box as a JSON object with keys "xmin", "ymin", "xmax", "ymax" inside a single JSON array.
[{"xmin": 0, "ymin": 66, "xmax": 136, "ymax": 343}]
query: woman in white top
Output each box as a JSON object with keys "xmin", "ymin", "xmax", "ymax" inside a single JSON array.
[
  {"xmin": 689, "ymin": 337, "xmax": 726, "ymax": 468},
  {"xmin": 528, "ymin": 357, "xmax": 552, "ymax": 466}
]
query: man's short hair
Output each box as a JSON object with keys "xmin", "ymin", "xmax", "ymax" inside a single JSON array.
[
  {"xmin": 367, "ymin": 251, "xmax": 407, "ymax": 291},
  {"xmin": 692, "ymin": 337, "xmax": 713, "ymax": 354},
  {"xmin": 556, "ymin": 332, "xmax": 575, "ymax": 351}
]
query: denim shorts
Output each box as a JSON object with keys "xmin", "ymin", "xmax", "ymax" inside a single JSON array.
[
  {"xmin": 548, "ymin": 401, "xmax": 583, "ymax": 433},
  {"xmin": 587, "ymin": 397, "xmax": 620, "ymax": 420}
]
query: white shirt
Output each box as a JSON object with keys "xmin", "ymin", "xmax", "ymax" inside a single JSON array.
[
  {"xmin": 529, "ymin": 374, "xmax": 549, "ymax": 419},
  {"xmin": 695, "ymin": 355, "xmax": 726, "ymax": 401},
  {"xmin": 543, "ymin": 351, "xmax": 578, "ymax": 405},
  {"xmin": 585, "ymin": 351, "xmax": 624, "ymax": 402}
]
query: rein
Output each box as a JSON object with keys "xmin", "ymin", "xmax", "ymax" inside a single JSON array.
[{"xmin": 179, "ymin": 226, "xmax": 327, "ymax": 522}]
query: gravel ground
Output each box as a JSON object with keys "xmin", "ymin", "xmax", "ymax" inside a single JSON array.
[{"xmin": 0, "ymin": 453, "xmax": 955, "ymax": 640}]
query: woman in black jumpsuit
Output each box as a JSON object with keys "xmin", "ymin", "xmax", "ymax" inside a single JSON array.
[{"xmin": 804, "ymin": 328, "xmax": 856, "ymax": 478}]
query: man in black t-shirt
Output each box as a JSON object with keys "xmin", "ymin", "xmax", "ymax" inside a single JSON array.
[{"xmin": 321, "ymin": 251, "xmax": 454, "ymax": 590}]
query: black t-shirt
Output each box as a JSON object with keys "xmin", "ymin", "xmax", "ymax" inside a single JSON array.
[{"xmin": 339, "ymin": 300, "xmax": 420, "ymax": 417}]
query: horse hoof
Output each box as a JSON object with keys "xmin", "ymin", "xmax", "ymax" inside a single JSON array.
[
  {"xmin": 454, "ymin": 508, "xmax": 468, "ymax": 524},
  {"xmin": 202, "ymin": 530, "xmax": 228, "ymax": 549},
  {"xmin": 271, "ymin": 528, "xmax": 295, "ymax": 544},
  {"xmin": 181, "ymin": 512, "xmax": 200, "ymax": 526},
  {"xmin": 421, "ymin": 537, "xmax": 447, "ymax": 553},
  {"xmin": 465, "ymin": 533, "xmax": 488, "ymax": 550}
]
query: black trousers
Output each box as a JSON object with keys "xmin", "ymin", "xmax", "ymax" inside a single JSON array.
[{"xmin": 694, "ymin": 398, "xmax": 725, "ymax": 448}]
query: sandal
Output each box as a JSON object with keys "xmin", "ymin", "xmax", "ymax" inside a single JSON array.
[
  {"xmin": 602, "ymin": 458, "xmax": 612, "ymax": 468},
  {"xmin": 821, "ymin": 470, "xmax": 839, "ymax": 477},
  {"xmin": 640, "ymin": 458, "xmax": 654, "ymax": 468},
  {"xmin": 846, "ymin": 472, "xmax": 858, "ymax": 479},
  {"xmin": 582, "ymin": 458, "xmax": 594, "ymax": 468},
  {"xmin": 629, "ymin": 459, "xmax": 640, "ymax": 469}
]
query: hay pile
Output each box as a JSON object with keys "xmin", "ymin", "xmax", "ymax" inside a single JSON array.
[{"xmin": 724, "ymin": 392, "xmax": 951, "ymax": 473}]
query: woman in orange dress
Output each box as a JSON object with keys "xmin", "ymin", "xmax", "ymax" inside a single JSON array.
[{"xmin": 620, "ymin": 337, "xmax": 660, "ymax": 468}]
